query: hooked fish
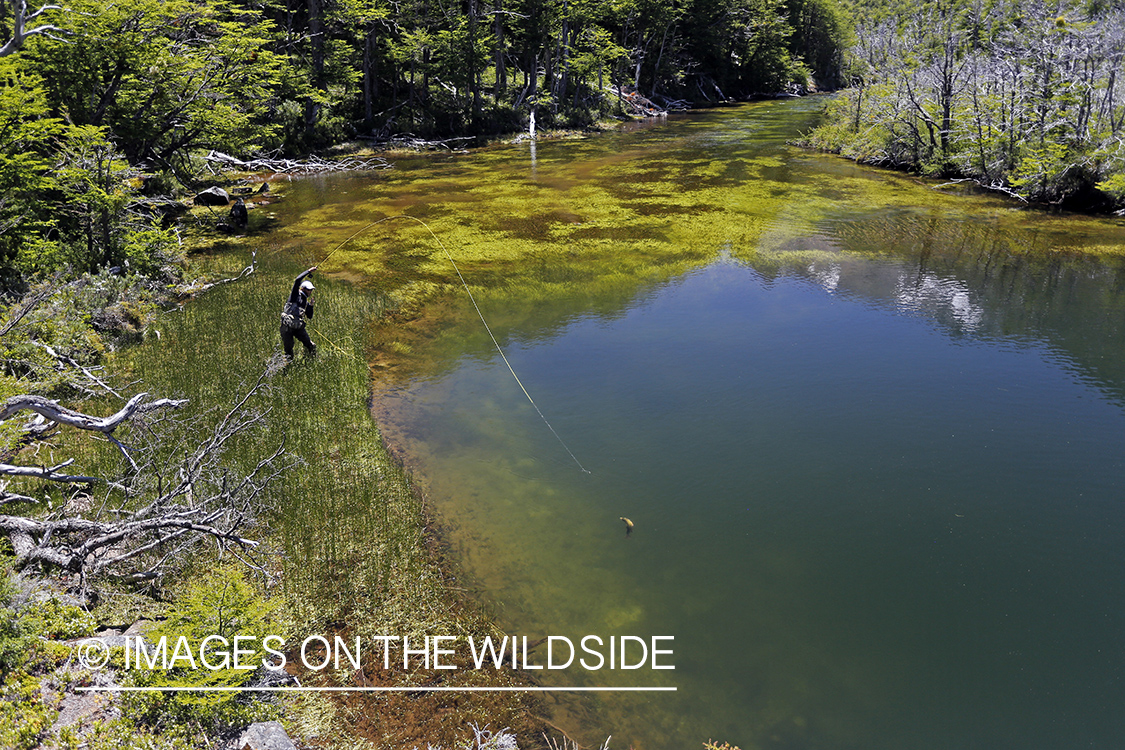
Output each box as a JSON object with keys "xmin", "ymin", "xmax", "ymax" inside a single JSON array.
[{"xmin": 620, "ymin": 516, "xmax": 634, "ymax": 536}]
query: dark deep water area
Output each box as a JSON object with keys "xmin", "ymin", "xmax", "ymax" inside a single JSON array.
[{"xmin": 270, "ymin": 97, "xmax": 1125, "ymax": 749}]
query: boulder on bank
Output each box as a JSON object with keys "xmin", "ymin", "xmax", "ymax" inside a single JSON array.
[
  {"xmin": 238, "ymin": 721, "xmax": 297, "ymax": 750},
  {"xmin": 194, "ymin": 186, "xmax": 231, "ymax": 206}
]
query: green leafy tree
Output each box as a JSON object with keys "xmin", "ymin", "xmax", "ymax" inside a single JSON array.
[
  {"xmin": 26, "ymin": 0, "xmax": 287, "ymax": 176},
  {"xmin": 787, "ymin": 0, "xmax": 851, "ymax": 88},
  {"xmin": 128, "ymin": 566, "xmax": 282, "ymax": 731},
  {"xmin": 42, "ymin": 126, "xmax": 177, "ymax": 276},
  {"xmin": 732, "ymin": 0, "xmax": 808, "ymax": 92},
  {"xmin": 0, "ymin": 56, "xmax": 62, "ymax": 287}
]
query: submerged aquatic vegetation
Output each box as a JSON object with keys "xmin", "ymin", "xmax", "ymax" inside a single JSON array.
[
  {"xmin": 258, "ymin": 99, "xmax": 1125, "ymax": 750},
  {"xmin": 268, "ymin": 100, "xmax": 1125, "ymax": 391}
]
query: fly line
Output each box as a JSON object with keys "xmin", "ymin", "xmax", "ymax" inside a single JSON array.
[{"xmin": 322, "ymin": 215, "xmax": 591, "ymax": 475}]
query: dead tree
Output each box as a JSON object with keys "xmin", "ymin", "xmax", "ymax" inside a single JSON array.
[
  {"xmin": 0, "ymin": 1, "xmax": 65, "ymax": 57},
  {"xmin": 0, "ymin": 373, "xmax": 293, "ymax": 590}
]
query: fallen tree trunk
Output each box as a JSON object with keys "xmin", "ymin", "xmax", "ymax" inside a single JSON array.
[
  {"xmin": 204, "ymin": 150, "xmax": 392, "ymax": 175},
  {"xmin": 0, "ymin": 512, "xmax": 260, "ymax": 573},
  {"xmin": 608, "ymin": 86, "xmax": 669, "ymax": 117},
  {"xmin": 0, "ymin": 374, "xmax": 290, "ymax": 586},
  {"xmin": 357, "ymin": 134, "xmax": 475, "ymax": 152},
  {"xmin": 0, "ymin": 393, "xmax": 187, "ymax": 434}
]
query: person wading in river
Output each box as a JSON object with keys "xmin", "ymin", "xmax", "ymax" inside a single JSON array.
[{"xmin": 280, "ymin": 266, "xmax": 318, "ymax": 359}]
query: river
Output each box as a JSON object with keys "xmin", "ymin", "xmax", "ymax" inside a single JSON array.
[{"xmin": 269, "ymin": 97, "xmax": 1125, "ymax": 750}]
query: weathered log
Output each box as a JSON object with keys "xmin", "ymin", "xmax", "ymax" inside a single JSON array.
[
  {"xmin": 608, "ymin": 86, "xmax": 669, "ymax": 117},
  {"xmin": 0, "ymin": 373, "xmax": 285, "ymax": 582},
  {"xmin": 0, "ymin": 512, "xmax": 260, "ymax": 573},
  {"xmin": 358, "ymin": 134, "xmax": 475, "ymax": 152},
  {"xmin": 204, "ymin": 150, "xmax": 391, "ymax": 175},
  {"xmin": 0, "ymin": 393, "xmax": 187, "ymax": 433}
]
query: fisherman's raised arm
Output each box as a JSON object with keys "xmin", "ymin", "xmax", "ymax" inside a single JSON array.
[{"xmin": 289, "ymin": 266, "xmax": 317, "ymax": 303}]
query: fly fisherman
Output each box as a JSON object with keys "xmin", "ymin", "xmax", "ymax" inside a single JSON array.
[{"xmin": 280, "ymin": 266, "xmax": 318, "ymax": 359}]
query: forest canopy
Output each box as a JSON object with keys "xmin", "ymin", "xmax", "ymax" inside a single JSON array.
[
  {"xmin": 2, "ymin": 0, "xmax": 849, "ymax": 155},
  {"xmin": 3, "ymin": 0, "xmax": 1123, "ymax": 306},
  {"xmin": 0, "ymin": 0, "xmax": 852, "ymax": 295},
  {"xmin": 807, "ymin": 0, "xmax": 1125, "ymax": 207}
]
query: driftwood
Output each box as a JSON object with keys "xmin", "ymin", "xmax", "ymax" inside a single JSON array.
[
  {"xmin": 0, "ymin": 373, "xmax": 290, "ymax": 584},
  {"xmin": 1, "ymin": 392, "xmax": 187, "ymax": 472},
  {"xmin": 0, "ymin": 392, "xmax": 186, "ymax": 434},
  {"xmin": 610, "ymin": 87, "xmax": 668, "ymax": 117},
  {"xmin": 358, "ymin": 133, "xmax": 475, "ymax": 152},
  {"xmin": 0, "ymin": 506, "xmax": 262, "ymax": 573},
  {"xmin": 204, "ymin": 150, "xmax": 392, "ymax": 175},
  {"xmin": 933, "ymin": 177, "xmax": 1029, "ymax": 202},
  {"xmin": 653, "ymin": 93, "xmax": 692, "ymax": 111}
]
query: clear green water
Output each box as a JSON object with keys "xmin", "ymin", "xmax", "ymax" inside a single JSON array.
[{"xmin": 272, "ymin": 99, "xmax": 1125, "ymax": 749}]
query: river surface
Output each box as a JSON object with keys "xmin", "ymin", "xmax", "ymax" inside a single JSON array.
[{"xmin": 272, "ymin": 98, "xmax": 1125, "ymax": 749}]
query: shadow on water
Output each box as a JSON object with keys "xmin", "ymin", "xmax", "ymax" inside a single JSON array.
[{"xmin": 265, "ymin": 97, "xmax": 1125, "ymax": 750}]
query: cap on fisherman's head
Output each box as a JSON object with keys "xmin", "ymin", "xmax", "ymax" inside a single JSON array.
[{"xmin": 300, "ymin": 280, "xmax": 315, "ymax": 291}]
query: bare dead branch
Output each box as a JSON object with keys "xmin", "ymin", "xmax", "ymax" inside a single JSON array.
[
  {"xmin": 0, "ymin": 1, "xmax": 66, "ymax": 58},
  {"xmin": 0, "ymin": 372, "xmax": 289, "ymax": 581},
  {"xmin": 0, "ymin": 512, "xmax": 261, "ymax": 572},
  {"xmin": 203, "ymin": 150, "xmax": 391, "ymax": 174},
  {"xmin": 0, "ymin": 480, "xmax": 38, "ymax": 505},
  {"xmin": 0, "ymin": 272, "xmax": 64, "ymax": 336},
  {"xmin": 0, "ymin": 458, "xmax": 99, "ymax": 483},
  {"xmin": 177, "ymin": 251, "xmax": 257, "ymax": 300},
  {"xmin": 0, "ymin": 393, "xmax": 187, "ymax": 434},
  {"xmin": 29, "ymin": 341, "xmax": 124, "ymax": 399}
]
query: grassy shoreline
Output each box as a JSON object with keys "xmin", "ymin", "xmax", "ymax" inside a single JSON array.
[{"xmin": 114, "ymin": 246, "xmax": 556, "ymax": 748}]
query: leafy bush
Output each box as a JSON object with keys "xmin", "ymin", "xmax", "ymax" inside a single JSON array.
[
  {"xmin": 21, "ymin": 597, "xmax": 97, "ymax": 641},
  {"xmin": 0, "ymin": 671, "xmax": 53, "ymax": 750},
  {"xmin": 125, "ymin": 565, "xmax": 283, "ymax": 734},
  {"xmin": 0, "ymin": 567, "xmax": 104, "ymax": 749},
  {"xmin": 0, "ymin": 572, "xmax": 31, "ymax": 680}
]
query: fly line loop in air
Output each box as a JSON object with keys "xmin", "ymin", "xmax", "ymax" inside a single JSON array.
[{"xmin": 322, "ymin": 215, "xmax": 591, "ymax": 475}]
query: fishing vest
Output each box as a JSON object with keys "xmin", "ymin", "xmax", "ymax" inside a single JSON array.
[{"xmin": 280, "ymin": 300, "xmax": 303, "ymax": 330}]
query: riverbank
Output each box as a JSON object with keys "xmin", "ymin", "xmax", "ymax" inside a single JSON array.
[
  {"xmin": 798, "ymin": 0, "xmax": 1125, "ymax": 213},
  {"xmin": 0, "ymin": 238, "xmax": 562, "ymax": 748},
  {"xmin": 120, "ymin": 250, "xmax": 557, "ymax": 748}
]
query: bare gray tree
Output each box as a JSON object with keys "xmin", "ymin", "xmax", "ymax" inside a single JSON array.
[{"xmin": 0, "ymin": 1, "xmax": 64, "ymax": 57}]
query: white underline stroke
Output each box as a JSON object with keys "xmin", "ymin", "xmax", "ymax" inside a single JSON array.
[{"xmin": 77, "ymin": 686, "xmax": 676, "ymax": 693}]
